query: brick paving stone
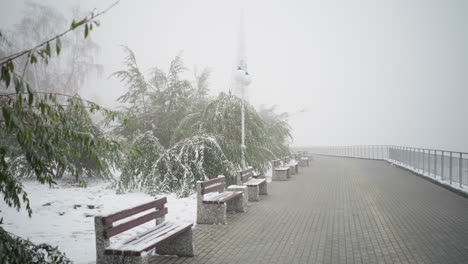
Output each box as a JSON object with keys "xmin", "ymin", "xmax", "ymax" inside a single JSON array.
[{"xmin": 151, "ymin": 156, "xmax": 468, "ymax": 264}]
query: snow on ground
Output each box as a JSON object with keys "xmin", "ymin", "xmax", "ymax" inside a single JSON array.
[
  {"xmin": 0, "ymin": 179, "xmax": 196, "ymax": 264},
  {"xmin": 389, "ymin": 159, "xmax": 468, "ymax": 195}
]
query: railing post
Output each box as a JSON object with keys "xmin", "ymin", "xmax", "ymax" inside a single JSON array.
[
  {"xmin": 427, "ymin": 149, "xmax": 431, "ymax": 176},
  {"xmin": 449, "ymin": 152, "xmax": 453, "ymax": 185},
  {"xmin": 459, "ymin": 153, "xmax": 462, "ymax": 188},
  {"xmin": 417, "ymin": 148, "xmax": 420, "ymax": 172},
  {"xmin": 434, "ymin": 150, "xmax": 437, "ymax": 178},
  {"xmin": 441, "ymin": 151, "xmax": 445, "ymax": 180},
  {"xmin": 410, "ymin": 147, "xmax": 413, "ymax": 169},
  {"xmin": 423, "ymin": 149, "xmax": 425, "ymax": 175},
  {"xmin": 405, "ymin": 147, "xmax": 408, "ymax": 167}
]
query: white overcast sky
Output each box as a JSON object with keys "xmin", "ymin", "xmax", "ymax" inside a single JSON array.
[{"xmin": 1, "ymin": 0, "xmax": 468, "ymax": 151}]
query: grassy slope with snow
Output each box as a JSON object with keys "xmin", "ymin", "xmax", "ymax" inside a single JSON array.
[{"xmin": 0, "ymin": 179, "xmax": 196, "ymax": 264}]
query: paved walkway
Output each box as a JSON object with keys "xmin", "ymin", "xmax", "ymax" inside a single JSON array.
[{"xmin": 152, "ymin": 156, "xmax": 468, "ymax": 264}]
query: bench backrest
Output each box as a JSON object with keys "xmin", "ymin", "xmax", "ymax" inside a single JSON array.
[
  {"xmin": 240, "ymin": 167, "xmax": 255, "ymax": 183},
  {"xmin": 100, "ymin": 197, "xmax": 167, "ymax": 239},
  {"xmin": 272, "ymin": 159, "xmax": 282, "ymax": 168},
  {"xmin": 198, "ymin": 176, "xmax": 226, "ymax": 195}
]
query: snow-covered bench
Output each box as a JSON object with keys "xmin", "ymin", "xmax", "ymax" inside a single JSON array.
[
  {"xmin": 299, "ymin": 156, "xmax": 310, "ymax": 167},
  {"xmin": 196, "ymin": 176, "xmax": 246, "ymax": 224},
  {"xmin": 238, "ymin": 167, "xmax": 268, "ymax": 201},
  {"xmin": 94, "ymin": 197, "xmax": 193, "ymax": 264},
  {"xmin": 284, "ymin": 156, "xmax": 299, "ymax": 174},
  {"xmin": 272, "ymin": 159, "xmax": 290, "ymax": 181}
]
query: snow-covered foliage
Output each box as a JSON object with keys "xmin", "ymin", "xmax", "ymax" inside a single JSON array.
[
  {"xmin": 117, "ymin": 133, "xmax": 236, "ymax": 198},
  {"xmin": 0, "ymin": 228, "xmax": 71, "ymax": 264},
  {"xmin": 115, "ymin": 131, "xmax": 163, "ymax": 193},
  {"xmin": 157, "ymin": 134, "xmax": 237, "ymax": 197},
  {"xmin": 174, "ymin": 93, "xmax": 292, "ymax": 173},
  {"xmin": 113, "ymin": 48, "xmax": 292, "ymax": 198}
]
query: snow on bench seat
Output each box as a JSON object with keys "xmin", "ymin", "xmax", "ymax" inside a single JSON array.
[
  {"xmin": 238, "ymin": 167, "xmax": 268, "ymax": 201},
  {"xmin": 245, "ymin": 178, "xmax": 266, "ymax": 187},
  {"xmin": 105, "ymin": 222, "xmax": 193, "ymax": 256},
  {"xmin": 95, "ymin": 197, "xmax": 194, "ymax": 264},
  {"xmin": 202, "ymin": 191, "xmax": 243, "ymax": 204},
  {"xmin": 197, "ymin": 176, "xmax": 246, "ymax": 224}
]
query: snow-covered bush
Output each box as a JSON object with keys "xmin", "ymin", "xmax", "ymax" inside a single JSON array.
[
  {"xmin": 0, "ymin": 228, "xmax": 71, "ymax": 264},
  {"xmin": 156, "ymin": 134, "xmax": 237, "ymax": 197},
  {"xmin": 116, "ymin": 131, "xmax": 164, "ymax": 193},
  {"xmin": 117, "ymin": 133, "xmax": 236, "ymax": 197},
  {"xmin": 174, "ymin": 93, "xmax": 291, "ymax": 174},
  {"xmin": 113, "ymin": 49, "xmax": 291, "ymax": 198}
]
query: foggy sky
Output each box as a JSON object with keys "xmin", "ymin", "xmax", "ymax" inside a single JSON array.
[{"xmin": 1, "ymin": 0, "xmax": 468, "ymax": 152}]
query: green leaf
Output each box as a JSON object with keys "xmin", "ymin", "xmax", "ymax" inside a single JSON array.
[
  {"xmin": 40, "ymin": 103, "xmax": 46, "ymax": 114},
  {"xmin": 18, "ymin": 94, "xmax": 23, "ymax": 108},
  {"xmin": 26, "ymin": 83, "xmax": 35, "ymax": 93},
  {"xmin": 93, "ymin": 20, "xmax": 100, "ymax": 27},
  {"xmin": 131, "ymin": 148, "xmax": 144, "ymax": 156},
  {"xmin": 2, "ymin": 107, "xmax": 11, "ymax": 127},
  {"xmin": 84, "ymin": 23, "xmax": 89, "ymax": 38},
  {"xmin": 2, "ymin": 67, "xmax": 10, "ymax": 88},
  {"xmin": 8, "ymin": 61, "xmax": 14, "ymax": 71},
  {"xmin": 16, "ymin": 80, "xmax": 25, "ymax": 93},
  {"xmin": 7, "ymin": 111, "xmax": 24, "ymax": 132},
  {"xmin": 28, "ymin": 92, "xmax": 34, "ymax": 106},
  {"xmin": 30, "ymin": 54, "xmax": 37, "ymax": 64},
  {"xmin": 45, "ymin": 42, "xmax": 51, "ymax": 56},
  {"xmin": 56, "ymin": 37, "xmax": 61, "ymax": 55},
  {"xmin": 71, "ymin": 18, "xmax": 87, "ymax": 30}
]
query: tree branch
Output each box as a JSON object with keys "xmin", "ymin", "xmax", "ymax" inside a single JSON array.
[{"xmin": 0, "ymin": 0, "xmax": 120, "ymax": 65}]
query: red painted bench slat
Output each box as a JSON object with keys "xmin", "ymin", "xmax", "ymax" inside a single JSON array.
[
  {"xmin": 102, "ymin": 197, "xmax": 167, "ymax": 225},
  {"xmin": 201, "ymin": 183, "xmax": 225, "ymax": 195},
  {"xmin": 200, "ymin": 177, "xmax": 225, "ymax": 188},
  {"xmin": 104, "ymin": 222, "xmax": 193, "ymax": 256},
  {"xmin": 104, "ymin": 207, "xmax": 168, "ymax": 239}
]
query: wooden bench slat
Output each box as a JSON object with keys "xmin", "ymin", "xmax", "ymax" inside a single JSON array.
[
  {"xmin": 245, "ymin": 178, "xmax": 266, "ymax": 186},
  {"xmin": 202, "ymin": 191, "xmax": 242, "ymax": 204},
  {"xmin": 105, "ymin": 222, "xmax": 193, "ymax": 256},
  {"xmin": 114, "ymin": 222, "xmax": 176, "ymax": 249},
  {"xmin": 219, "ymin": 191, "xmax": 242, "ymax": 203},
  {"xmin": 240, "ymin": 168, "xmax": 254, "ymax": 176},
  {"xmin": 200, "ymin": 177, "xmax": 224, "ymax": 188},
  {"xmin": 201, "ymin": 183, "xmax": 225, "ymax": 195},
  {"xmin": 102, "ymin": 197, "xmax": 167, "ymax": 225},
  {"xmin": 104, "ymin": 207, "xmax": 168, "ymax": 239},
  {"xmin": 240, "ymin": 168, "xmax": 256, "ymax": 183},
  {"xmin": 130, "ymin": 222, "xmax": 178, "ymax": 248}
]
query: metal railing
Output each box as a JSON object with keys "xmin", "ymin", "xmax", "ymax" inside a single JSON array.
[{"xmin": 308, "ymin": 145, "xmax": 468, "ymax": 189}]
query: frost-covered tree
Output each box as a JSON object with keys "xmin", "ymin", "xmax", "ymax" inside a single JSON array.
[
  {"xmin": 173, "ymin": 93, "xmax": 291, "ymax": 173},
  {"xmin": 113, "ymin": 49, "xmax": 292, "ymax": 198},
  {"xmin": 112, "ymin": 47, "xmax": 209, "ymax": 148},
  {"xmin": 116, "ymin": 132, "xmax": 236, "ymax": 197},
  {"xmin": 258, "ymin": 105, "xmax": 292, "ymax": 157},
  {"xmin": 156, "ymin": 134, "xmax": 237, "ymax": 197},
  {"xmin": 0, "ymin": 3, "xmax": 102, "ymax": 95},
  {"xmin": 0, "ymin": 1, "xmax": 120, "ymax": 216}
]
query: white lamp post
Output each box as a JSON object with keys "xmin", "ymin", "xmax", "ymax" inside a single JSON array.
[
  {"xmin": 234, "ymin": 68, "xmax": 252, "ymax": 169},
  {"xmin": 233, "ymin": 9, "xmax": 252, "ymax": 169}
]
